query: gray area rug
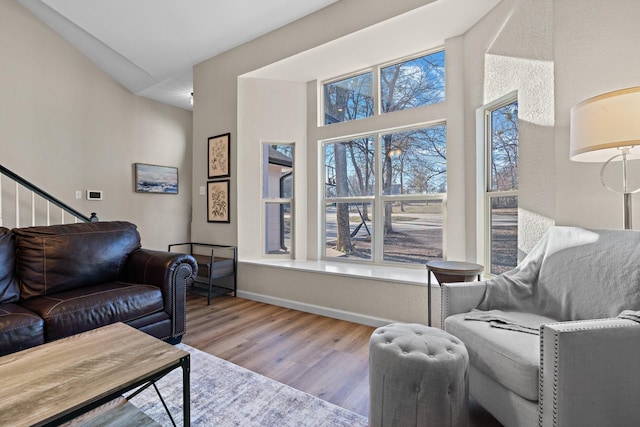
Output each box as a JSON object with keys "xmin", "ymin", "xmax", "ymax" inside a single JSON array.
[{"xmin": 128, "ymin": 344, "xmax": 369, "ymax": 426}]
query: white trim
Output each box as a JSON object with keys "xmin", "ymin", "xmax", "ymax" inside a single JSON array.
[
  {"xmin": 238, "ymin": 290, "xmax": 397, "ymax": 327},
  {"xmin": 475, "ymin": 105, "xmax": 486, "ymax": 266},
  {"xmin": 240, "ymin": 259, "xmax": 428, "ymax": 285}
]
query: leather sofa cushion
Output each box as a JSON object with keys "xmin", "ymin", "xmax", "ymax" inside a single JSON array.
[
  {"xmin": 20, "ymin": 282, "xmax": 163, "ymax": 341},
  {"xmin": 14, "ymin": 221, "xmax": 141, "ymax": 300},
  {"xmin": 445, "ymin": 313, "xmax": 541, "ymax": 401},
  {"xmin": 0, "ymin": 303, "xmax": 44, "ymax": 356},
  {"xmin": 0, "ymin": 227, "xmax": 19, "ymax": 304}
]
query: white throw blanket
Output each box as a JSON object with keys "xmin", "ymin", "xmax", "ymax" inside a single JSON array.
[
  {"xmin": 464, "ymin": 309, "xmax": 558, "ymax": 335},
  {"xmin": 468, "ymin": 226, "xmax": 640, "ymax": 330}
]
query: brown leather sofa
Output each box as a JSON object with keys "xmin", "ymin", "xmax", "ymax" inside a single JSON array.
[{"xmin": 0, "ymin": 221, "xmax": 197, "ymax": 356}]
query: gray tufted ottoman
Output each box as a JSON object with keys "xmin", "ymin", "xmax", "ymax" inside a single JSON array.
[{"xmin": 369, "ymin": 323, "xmax": 469, "ymax": 427}]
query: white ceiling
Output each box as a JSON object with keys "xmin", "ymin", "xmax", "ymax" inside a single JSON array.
[
  {"xmin": 17, "ymin": 0, "xmax": 500, "ymax": 112},
  {"xmin": 17, "ymin": 0, "xmax": 338, "ymax": 111}
]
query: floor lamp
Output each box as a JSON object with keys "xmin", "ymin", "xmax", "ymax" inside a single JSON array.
[{"xmin": 570, "ymin": 87, "xmax": 640, "ymax": 230}]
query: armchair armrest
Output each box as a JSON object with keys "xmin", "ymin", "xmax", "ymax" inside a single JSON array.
[
  {"xmin": 539, "ymin": 318, "xmax": 640, "ymax": 427},
  {"xmin": 121, "ymin": 249, "xmax": 198, "ymax": 339},
  {"xmin": 441, "ymin": 281, "xmax": 487, "ymax": 325}
]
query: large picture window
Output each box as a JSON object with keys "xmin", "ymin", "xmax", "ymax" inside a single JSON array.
[{"xmin": 323, "ymin": 123, "xmax": 446, "ymax": 265}]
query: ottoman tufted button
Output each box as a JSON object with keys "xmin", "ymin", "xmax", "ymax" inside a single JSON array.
[{"xmin": 369, "ymin": 323, "xmax": 469, "ymax": 427}]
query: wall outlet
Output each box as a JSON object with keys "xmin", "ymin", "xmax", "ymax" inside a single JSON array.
[
  {"xmin": 75, "ymin": 190, "xmax": 82, "ymax": 199},
  {"xmin": 199, "ymin": 185, "xmax": 206, "ymax": 196}
]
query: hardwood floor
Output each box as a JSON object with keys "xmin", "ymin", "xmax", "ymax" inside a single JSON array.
[{"xmin": 182, "ymin": 294, "xmax": 502, "ymax": 426}]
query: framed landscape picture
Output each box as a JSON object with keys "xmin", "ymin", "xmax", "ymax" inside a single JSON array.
[
  {"xmin": 207, "ymin": 180, "xmax": 230, "ymax": 223},
  {"xmin": 208, "ymin": 133, "xmax": 230, "ymax": 179},
  {"xmin": 134, "ymin": 163, "xmax": 178, "ymax": 194}
]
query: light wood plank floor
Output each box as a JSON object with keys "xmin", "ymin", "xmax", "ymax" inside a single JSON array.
[{"xmin": 182, "ymin": 294, "xmax": 502, "ymax": 426}]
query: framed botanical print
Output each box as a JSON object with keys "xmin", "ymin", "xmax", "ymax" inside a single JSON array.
[
  {"xmin": 207, "ymin": 180, "xmax": 230, "ymax": 223},
  {"xmin": 208, "ymin": 133, "xmax": 230, "ymax": 179}
]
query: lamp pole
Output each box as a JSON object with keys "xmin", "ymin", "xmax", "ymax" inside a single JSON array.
[{"xmin": 622, "ymin": 149, "xmax": 632, "ymax": 229}]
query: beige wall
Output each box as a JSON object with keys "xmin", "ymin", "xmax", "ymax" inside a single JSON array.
[
  {"xmin": 0, "ymin": 1, "xmax": 193, "ymax": 250},
  {"xmin": 192, "ymin": 0, "xmax": 437, "ymax": 247},
  {"xmin": 193, "ymin": 0, "xmax": 640, "ymax": 325},
  {"xmin": 11, "ymin": 0, "xmax": 634, "ymax": 324},
  {"xmin": 463, "ymin": 0, "xmax": 556, "ymax": 260},
  {"xmin": 194, "ymin": 0, "xmax": 499, "ymax": 325},
  {"xmin": 554, "ymin": 0, "xmax": 640, "ymax": 229}
]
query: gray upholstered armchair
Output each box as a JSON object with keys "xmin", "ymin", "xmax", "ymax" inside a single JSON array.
[{"xmin": 441, "ymin": 226, "xmax": 640, "ymax": 427}]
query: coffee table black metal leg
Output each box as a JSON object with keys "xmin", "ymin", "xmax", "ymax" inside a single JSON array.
[{"xmin": 182, "ymin": 355, "xmax": 190, "ymax": 426}]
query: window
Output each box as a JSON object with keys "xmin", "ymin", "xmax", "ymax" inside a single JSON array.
[
  {"xmin": 262, "ymin": 143, "xmax": 294, "ymax": 257},
  {"xmin": 321, "ymin": 48, "xmax": 446, "ymax": 266},
  {"xmin": 324, "ymin": 72, "xmax": 373, "ymax": 125},
  {"xmin": 323, "ymin": 123, "xmax": 446, "ymax": 265},
  {"xmin": 380, "ymin": 50, "xmax": 445, "ymax": 113},
  {"xmin": 322, "ymin": 50, "xmax": 445, "ymax": 126},
  {"xmin": 484, "ymin": 98, "xmax": 518, "ymax": 275}
]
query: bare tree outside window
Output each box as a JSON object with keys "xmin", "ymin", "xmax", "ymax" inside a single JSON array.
[
  {"xmin": 490, "ymin": 102, "xmax": 519, "ymax": 192},
  {"xmin": 322, "ymin": 50, "xmax": 447, "ymax": 265},
  {"xmin": 381, "ymin": 50, "xmax": 445, "ymax": 112},
  {"xmin": 487, "ymin": 100, "xmax": 519, "ymax": 274},
  {"xmin": 324, "ymin": 72, "xmax": 373, "ymax": 125}
]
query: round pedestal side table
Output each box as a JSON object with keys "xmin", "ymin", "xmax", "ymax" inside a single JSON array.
[{"xmin": 426, "ymin": 260, "xmax": 484, "ymax": 326}]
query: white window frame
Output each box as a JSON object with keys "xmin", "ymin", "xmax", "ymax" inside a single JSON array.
[
  {"xmin": 261, "ymin": 141, "xmax": 295, "ymax": 259},
  {"xmin": 320, "ymin": 47, "xmax": 445, "ymax": 126},
  {"xmin": 321, "ymin": 123, "xmax": 447, "ymax": 266},
  {"xmin": 476, "ymin": 92, "xmax": 518, "ymax": 275}
]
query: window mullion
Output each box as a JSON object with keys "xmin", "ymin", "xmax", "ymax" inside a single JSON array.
[
  {"xmin": 374, "ymin": 133, "xmax": 383, "ymax": 263},
  {"xmin": 373, "ymin": 65, "xmax": 381, "ymax": 116}
]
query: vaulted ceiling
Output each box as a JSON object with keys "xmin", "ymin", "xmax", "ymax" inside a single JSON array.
[
  {"xmin": 17, "ymin": 0, "xmax": 338, "ymax": 110},
  {"xmin": 17, "ymin": 0, "xmax": 500, "ymax": 112}
]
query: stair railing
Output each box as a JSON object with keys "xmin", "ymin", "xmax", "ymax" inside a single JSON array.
[{"xmin": 0, "ymin": 164, "xmax": 94, "ymax": 227}]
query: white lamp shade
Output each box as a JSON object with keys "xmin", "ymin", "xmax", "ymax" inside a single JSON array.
[{"xmin": 570, "ymin": 86, "xmax": 640, "ymax": 162}]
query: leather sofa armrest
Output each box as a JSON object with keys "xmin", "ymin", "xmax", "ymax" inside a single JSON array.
[
  {"xmin": 539, "ymin": 318, "xmax": 640, "ymax": 427},
  {"xmin": 441, "ymin": 281, "xmax": 486, "ymax": 326},
  {"xmin": 121, "ymin": 249, "xmax": 198, "ymax": 339}
]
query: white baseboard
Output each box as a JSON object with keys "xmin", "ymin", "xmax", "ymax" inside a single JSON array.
[{"xmin": 236, "ymin": 290, "xmax": 396, "ymax": 328}]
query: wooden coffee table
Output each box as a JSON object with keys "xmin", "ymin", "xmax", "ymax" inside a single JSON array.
[{"xmin": 0, "ymin": 322, "xmax": 190, "ymax": 426}]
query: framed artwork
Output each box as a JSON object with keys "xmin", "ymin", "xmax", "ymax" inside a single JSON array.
[
  {"xmin": 134, "ymin": 163, "xmax": 178, "ymax": 194},
  {"xmin": 207, "ymin": 180, "xmax": 230, "ymax": 223},
  {"xmin": 208, "ymin": 133, "xmax": 230, "ymax": 179}
]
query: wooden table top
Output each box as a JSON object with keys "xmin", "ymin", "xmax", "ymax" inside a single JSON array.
[
  {"xmin": 426, "ymin": 260, "xmax": 484, "ymax": 275},
  {"xmin": 0, "ymin": 323, "xmax": 188, "ymax": 426}
]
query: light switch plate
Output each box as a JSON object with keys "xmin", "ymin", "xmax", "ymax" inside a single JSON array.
[{"xmin": 199, "ymin": 186, "xmax": 206, "ymax": 196}]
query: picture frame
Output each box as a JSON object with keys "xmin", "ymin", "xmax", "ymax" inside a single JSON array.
[
  {"xmin": 207, "ymin": 180, "xmax": 230, "ymax": 223},
  {"xmin": 134, "ymin": 163, "xmax": 178, "ymax": 194},
  {"xmin": 208, "ymin": 133, "xmax": 231, "ymax": 179}
]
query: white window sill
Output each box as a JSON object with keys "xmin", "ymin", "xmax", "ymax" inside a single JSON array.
[{"xmin": 240, "ymin": 259, "xmax": 429, "ymax": 286}]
